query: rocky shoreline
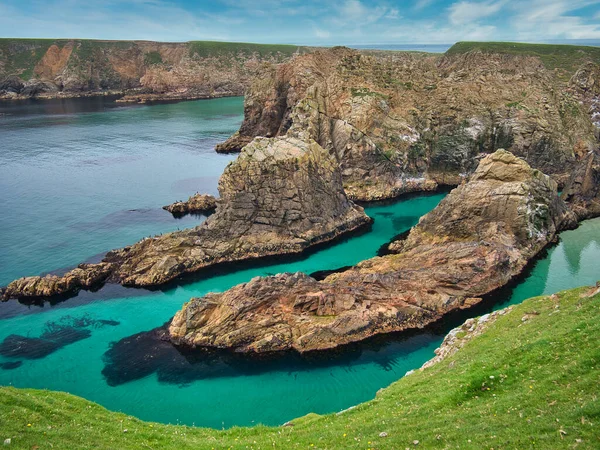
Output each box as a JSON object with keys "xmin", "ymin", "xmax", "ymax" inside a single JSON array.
[{"xmin": 167, "ymin": 151, "xmax": 578, "ymax": 353}]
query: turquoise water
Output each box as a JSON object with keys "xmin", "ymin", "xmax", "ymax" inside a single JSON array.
[{"xmin": 1, "ymin": 97, "xmax": 599, "ymax": 429}]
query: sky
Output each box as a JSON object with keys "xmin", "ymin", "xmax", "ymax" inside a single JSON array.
[{"xmin": 1, "ymin": 0, "xmax": 600, "ymax": 45}]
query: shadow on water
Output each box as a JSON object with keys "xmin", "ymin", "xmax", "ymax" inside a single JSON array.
[
  {"xmin": 0, "ymin": 315, "xmax": 119, "ymax": 363},
  {"xmin": 102, "ymin": 237, "xmax": 558, "ymax": 387}
]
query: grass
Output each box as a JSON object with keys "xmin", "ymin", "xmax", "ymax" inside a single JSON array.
[
  {"xmin": 446, "ymin": 41, "xmax": 600, "ymax": 77},
  {"xmin": 1, "ymin": 285, "xmax": 599, "ymax": 449},
  {"xmin": 0, "ymin": 39, "xmax": 57, "ymax": 80}
]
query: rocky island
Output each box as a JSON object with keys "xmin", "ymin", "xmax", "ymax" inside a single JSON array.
[{"xmin": 167, "ymin": 150, "xmax": 576, "ymax": 353}]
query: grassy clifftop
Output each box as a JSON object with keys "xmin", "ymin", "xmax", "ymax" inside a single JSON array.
[
  {"xmin": 1, "ymin": 285, "xmax": 598, "ymax": 449},
  {"xmin": 447, "ymin": 41, "xmax": 600, "ymax": 76}
]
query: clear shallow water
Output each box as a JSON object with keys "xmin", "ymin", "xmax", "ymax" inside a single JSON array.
[{"xmin": 0, "ymin": 97, "xmax": 599, "ymax": 429}]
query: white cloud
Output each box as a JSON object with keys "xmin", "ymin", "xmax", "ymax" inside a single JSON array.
[
  {"xmin": 448, "ymin": 0, "xmax": 506, "ymax": 25},
  {"xmin": 414, "ymin": 0, "xmax": 435, "ymax": 10},
  {"xmin": 386, "ymin": 8, "xmax": 401, "ymax": 19},
  {"xmin": 314, "ymin": 28, "xmax": 331, "ymax": 39},
  {"xmin": 510, "ymin": 0, "xmax": 600, "ymax": 40}
]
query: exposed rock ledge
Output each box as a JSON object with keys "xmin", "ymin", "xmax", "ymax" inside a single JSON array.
[
  {"xmin": 1, "ymin": 263, "xmax": 113, "ymax": 299},
  {"xmin": 2, "ymin": 136, "xmax": 370, "ymax": 299},
  {"xmin": 163, "ymin": 193, "xmax": 217, "ymax": 216},
  {"xmin": 168, "ymin": 150, "xmax": 577, "ymax": 353}
]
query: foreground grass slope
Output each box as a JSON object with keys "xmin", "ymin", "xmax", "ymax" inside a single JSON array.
[
  {"xmin": 447, "ymin": 41, "xmax": 600, "ymax": 78},
  {"xmin": 1, "ymin": 285, "xmax": 599, "ymax": 449}
]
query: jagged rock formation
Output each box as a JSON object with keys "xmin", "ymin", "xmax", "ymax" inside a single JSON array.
[
  {"xmin": 217, "ymin": 46, "xmax": 598, "ymax": 200},
  {"xmin": 163, "ymin": 193, "xmax": 217, "ymax": 216},
  {"xmin": 1, "ymin": 263, "xmax": 112, "ymax": 300},
  {"xmin": 2, "ymin": 136, "xmax": 369, "ymax": 299},
  {"xmin": 105, "ymin": 136, "xmax": 370, "ymax": 286},
  {"xmin": 0, "ymin": 39, "xmax": 310, "ymax": 101},
  {"xmin": 168, "ymin": 151, "xmax": 576, "ymax": 353},
  {"xmin": 561, "ymin": 149, "xmax": 600, "ymax": 220}
]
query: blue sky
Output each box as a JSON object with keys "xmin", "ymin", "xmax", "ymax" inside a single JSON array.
[{"xmin": 1, "ymin": 0, "xmax": 600, "ymax": 45}]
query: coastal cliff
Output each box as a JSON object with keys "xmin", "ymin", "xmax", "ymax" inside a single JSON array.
[
  {"xmin": 217, "ymin": 44, "xmax": 600, "ymax": 201},
  {"xmin": 0, "ymin": 39, "xmax": 311, "ymax": 101},
  {"xmin": 167, "ymin": 151, "xmax": 576, "ymax": 353}
]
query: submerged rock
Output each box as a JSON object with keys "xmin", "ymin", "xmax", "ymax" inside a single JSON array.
[
  {"xmin": 168, "ymin": 151, "xmax": 576, "ymax": 353},
  {"xmin": 2, "ymin": 263, "xmax": 113, "ymax": 300},
  {"xmin": 105, "ymin": 136, "xmax": 371, "ymax": 287},
  {"xmin": 217, "ymin": 47, "xmax": 597, "ymax": 200},
  {"xmin": 163, "ymin": 193, "xmax": 217, "ymax": 216},
  {"xmin": 561, "ymin": 150, "xmax": 600, "ymax": 220}
]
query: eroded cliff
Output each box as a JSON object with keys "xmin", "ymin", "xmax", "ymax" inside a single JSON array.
[
  {"xmin": 0, "ymin": 39, "xmax": 311, "ymax": 101},
  {"xmin": 217, "ymin": 45, "xmax": 599, "ymax": 201}
]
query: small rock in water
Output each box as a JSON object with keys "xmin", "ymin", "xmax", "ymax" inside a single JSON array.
[{"xmin": 379, "ymin": 432, "xmax": 388, "ymax": 438}]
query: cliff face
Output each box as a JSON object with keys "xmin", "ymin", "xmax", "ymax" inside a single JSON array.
[
  {"xmin": 217, "ymin": 46, "xmax": 599, "ymax": 201},
  {"xmin": 168, "ymin": 151, "xmax": 576, "ymax": 353},
  {"xmin": 0, "ymin": 39, "xmax": 310, "ymax": 101},
  {"xmin": 561, "ymin": 149, "xmax": 600, "ymax": 220}
]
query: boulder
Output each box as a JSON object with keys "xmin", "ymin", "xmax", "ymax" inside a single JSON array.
[{"xmin": 163, "ymin": 193, "xmax": 217, "ymax": 216}]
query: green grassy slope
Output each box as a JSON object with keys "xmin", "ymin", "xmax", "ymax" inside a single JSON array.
[
  {"xmin": 1, "ymin": 285, "xmax": 599, "ymax": 449},
  {"xmin": 446, "ymin": 41, "xmax": 600, "ymax": 77}
]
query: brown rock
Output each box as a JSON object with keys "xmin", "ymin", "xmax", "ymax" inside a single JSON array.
[
  {"xmin": 168, "ymin": 151, "xmax": 575, "ymax": 353},
  {"xmin": 561, "ymin": 150, "xmax": 600, "ymax": 220},
  {"xmin": 105, "ymin": 136, "xmax": 371, "ymax": 287},
  {"xmin": 2, "ymin": 263, "xmax": 113, "ymax": 300},
  {"xmin": 163, "ymin": 193, "xmax": 217, "ymax": 216},
  {"xmin": 217, "ymin": 47, "xmax": 597, "ymax": 200}
]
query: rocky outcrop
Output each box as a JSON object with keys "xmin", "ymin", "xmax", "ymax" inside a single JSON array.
[
  {"xmin": 167, "ymin": 151, "xmax": 576, "ymax": 353},
  {"xmin": 0, "ymin": 39, "xmax": 310, "ymax": 101},
  {"xmin": 561, "ymin": 149, "xmax": 600, "ymax": 220},
  {"xmin": 163, "ymin": 193, "xmax": 217, "ymax": 216},
  {"xmin": 217, "ymin": 46, "xmax": 598, "ymax": 200},
  {"xmin": 105, "ymin": 136, "xmax": 370, "ymax": 287},
  {"xmin": 1, "ymin": 263, "xmax": 113, "ymax": 300},
  {"xmin": 1, "ymin": 136, "xmax": 370, "ymax": 298}
]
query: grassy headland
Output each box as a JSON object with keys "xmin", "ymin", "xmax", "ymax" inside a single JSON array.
[
  {"xmin": 1, "ymin": 285, "xmax": 598, "ymax": 449},
  {"xmin": 446, "ymin": 41, "xmax": 600, "ymax": 78}
]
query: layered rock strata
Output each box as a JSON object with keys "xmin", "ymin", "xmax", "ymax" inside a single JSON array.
[
  {"xmin": 2, "ymin": 136, "xmax": 370, "ymax": 298},
  {"xmin": 163, "ymin": 193, "xmax": 217, "ymax": 216},
  {"xmin": 217, "ymin": 46, "xmax": 598, "ymax": 200},
  {"xmin": 168, "ymin": 151, "xmax": 576, "ymax": 353}
]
